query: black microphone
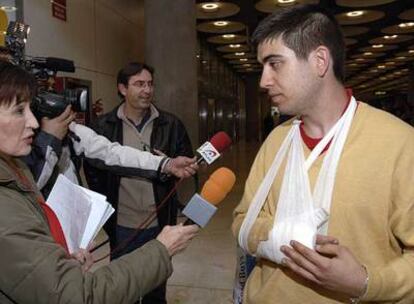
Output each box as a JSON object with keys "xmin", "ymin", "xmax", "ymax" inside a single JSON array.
[
  {"xmin": 30, "ymin": 57, "xmax": 75, "ymax": 73},
  {"xmin": 45, "ymin": 57, "xmax": 75, "ymax": 72}
]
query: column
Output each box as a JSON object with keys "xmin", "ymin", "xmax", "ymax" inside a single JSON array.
[{"xmin": 144, "ymin": 0, "xmax": 198, "ymax": 145}]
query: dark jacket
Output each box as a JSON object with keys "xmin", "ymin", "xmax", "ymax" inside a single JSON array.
[
  {"xmin": 84, "ymin": 103, "xmax": 195, "ymax": 247},
  {"xmin": 23, "ymin": 130, "xmax": 83, "ymax": 198},
  {"xmin": 0, "ymin": 157, "xmax": 172, "ymax": 304}
]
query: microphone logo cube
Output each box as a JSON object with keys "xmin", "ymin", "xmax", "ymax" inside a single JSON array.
[
  {"xmin": 182, "ymin": 194, "xmax": 217, "ymax": 227},
  {"xmin": 197, "ymin": 141, "xmax": 220, "ymax": 164}
]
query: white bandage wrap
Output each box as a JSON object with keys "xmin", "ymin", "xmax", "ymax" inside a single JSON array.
[{"xmin": 239, "ymin": 97, "xmax": 357, "ymax": 264}]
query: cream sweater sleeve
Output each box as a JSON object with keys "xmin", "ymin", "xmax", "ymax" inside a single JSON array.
[{"xmin": 363, "ymin": 129, "xmax": 414, "ymax": 302}]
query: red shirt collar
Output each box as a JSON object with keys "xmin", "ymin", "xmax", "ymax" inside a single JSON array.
[{"xmin": 300, "ymin": 88, "xmax": 353, "ymax": 151}]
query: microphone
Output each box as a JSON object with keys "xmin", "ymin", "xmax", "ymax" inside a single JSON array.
[
  {"xmin": 196, "ymin": 131, "xmax": 232, "ymax": 165},
  {"xmin": 183, "ymin": 167, "xmax": 236, "ymax": 227},
  {"xmin": 30, "ymin": 57, "xmax": 75, "ymax": 73},
  {"xmin": 46, "ymin": 57, "xmax": 75, "ymax": 72}
]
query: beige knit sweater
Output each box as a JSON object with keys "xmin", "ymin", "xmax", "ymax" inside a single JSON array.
[{"xmin": 233, "ymin": 102, "xmax": 414, "ymax": 303}]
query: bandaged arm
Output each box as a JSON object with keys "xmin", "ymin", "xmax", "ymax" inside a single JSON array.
[{"xmin": 232, "ymin": 143, "xmax": 273, "ymax": 254}]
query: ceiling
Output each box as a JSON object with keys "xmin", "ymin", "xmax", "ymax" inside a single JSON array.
[{"xmin": 196, "ymin": 0, "xmax": 414, "ymax": 98}]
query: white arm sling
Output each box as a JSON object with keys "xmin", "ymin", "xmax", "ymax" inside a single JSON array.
[{"xmin": 238, "ymin": 97, "xmax": 357, "ymax": 264}]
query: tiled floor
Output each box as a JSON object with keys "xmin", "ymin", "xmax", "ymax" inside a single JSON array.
[{"xmin": 91, "ymin": 141, "xmax": 261, "ymax": 304}]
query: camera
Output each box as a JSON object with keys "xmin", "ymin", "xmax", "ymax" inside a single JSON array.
[
  {"xmin": 31, "ymin": 89, "xmax": 88, "ymax": 119},
  {"xmin": 5, "ymin": 21, "xmax": 88, "ymax": 119}
]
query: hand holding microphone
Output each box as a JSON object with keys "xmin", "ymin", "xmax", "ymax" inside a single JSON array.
[
  {"xmin": 163, "ymin": 156, "xmax": 198, "ymax": 178},
  {"xmin": 162, "ymin": 131, "xmax": 232, "ymax": 178},
  {"xmin": 156, "ymin": 224, "xmax": 199, "ymax": 257},
  {"xmin": 196, "ymin": 131, "xmax": 232, "ymax": 164},
  {"xmin": 183, "ymin": 167, "xmax": 236, "ymax": 227},
  {"xmin": 157, "ymin": 167, "xmax": 235, "ymax": 257},
  {"xmin": 91, "ymin": 132, "xmax": 233, "ymax": 259}
]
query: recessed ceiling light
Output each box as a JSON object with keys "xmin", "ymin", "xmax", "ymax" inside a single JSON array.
[
  {"xmin": 372, "ymin": 44, "xmax": 383, "ymax": 48},
  {"xmin": 0, "ymin": 6, "xmax": 17, "ymax": 12},
  {"xmin": 398, "ymin": 22, "xmax": 414, "ymax": 28},
  {"xmin": 396, "ymin": 56, "xmax": 406, "ymax": 60},
  {"xmin": 363, "ymin": 52, "xmax": 373, "ymax": 56},
  {"xmin": 384, "ymin": 35, "xmax": 398, "ymax": 40},
  {"xmin": 229, "ymin": 44, "xmax": 241, "ymax": 48},
  {"xmin": 385, "ymin": 61, "xmax": 395, "ymax": 65},
  {"xmin": 346, "ymin": 11, "xmax": 364, "ymax": 18},
  {"xmin": 243, "ymin": 64, "xmax": 251, "ymax": 67},
  {"xmin": 377, "ymin": 65, "xmax": 386, "ymax": 69},
  {"xmin": 240, "ymin": 58, "xmax": 248, "ymax": 62},
  {"xmin": 214, "ymin": 21, "xmax": 228, "ymax": 27},
  {"xmin": 201, "ymin": 3, "xmax": 219, "ymax": 11},
  {"xmin": 355, "ymin": 58, "xmax": 365, "ymax": 62},
  {"xmin": 409, "ymin": 50, "xmax": 414, "ymax": 54},
  {"xmin": 278, "ymin": 0, "xmax": 295, "ymax": 4},
  {"xmin": 235, "ymin": 52, "xmax": 245, "ymax": 56},
  {"xmin": 222, "ymin": 34, "xmax": 235, "ymax": 39},
  {"xmin": 375, "ymin": 91, "xmax": 386, "ymax": 95}
]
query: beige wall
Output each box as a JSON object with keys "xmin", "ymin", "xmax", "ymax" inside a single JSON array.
[{"xmin": 23, "ymin": 0, "xmax": 145, "ymax": 113}]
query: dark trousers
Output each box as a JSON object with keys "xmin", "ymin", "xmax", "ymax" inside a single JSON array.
[
  {"xmin": 112, "ymin": 225, "xmax": 167, "ymax": 304},
  {"xmin": 246, "ymin": 254, "xmax": 256, "ymax": 276}
]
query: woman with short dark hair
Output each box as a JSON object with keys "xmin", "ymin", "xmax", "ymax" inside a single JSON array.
[{"xmin": 0, "ymin": 61, "xmax": 198, "ymax": 304}]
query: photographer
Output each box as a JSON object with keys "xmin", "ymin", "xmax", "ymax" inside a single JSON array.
[
  {"xmin": 1, "ymin": 25, "xmax": 198, "ymax": 197},
  {"xmin": 24, "ymin": 105, "xmax": 198, "ymax": 198}
]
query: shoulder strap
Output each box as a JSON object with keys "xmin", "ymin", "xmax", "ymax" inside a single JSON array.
[{"xmin": 0, "ymin": 288, "xmax": 19, "ymax": 304}]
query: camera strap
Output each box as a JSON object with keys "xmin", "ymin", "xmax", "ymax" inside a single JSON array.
[{"xmin": 0, "ymin": 287, "xmax": 18, "ymax": 304}]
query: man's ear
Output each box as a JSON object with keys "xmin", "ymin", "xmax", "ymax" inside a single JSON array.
[
  {"xmin": 118, "ymin": 83, "xmax": 127, "ymax": 97},
  {"xmin": 312, "ymin": 46, "xmax": 330, "ymax": 78}
]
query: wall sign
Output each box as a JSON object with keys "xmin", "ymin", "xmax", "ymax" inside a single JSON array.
[{"xmin": 51, "ymin": 0, "xmax": 67, "ymax": 21}]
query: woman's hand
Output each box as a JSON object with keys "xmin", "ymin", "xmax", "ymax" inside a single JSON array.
[
  {"xmin": 156, "ymin": 223, "xmax": 199, "ymax": 256},
  {"xmin": 72, "ymin": 242, "xmax": 95, "ymax": 273}
]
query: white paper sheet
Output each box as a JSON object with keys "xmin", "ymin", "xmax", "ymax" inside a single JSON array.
[{"xmin": 46, "ymin": 174, "xmax": 114, "ymax": 254}]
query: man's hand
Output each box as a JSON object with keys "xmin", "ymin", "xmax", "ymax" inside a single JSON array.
[
  {"xmin": 280, "ymin": 235, "xmax": 367, "ymax": 298},
  {"xmin": 164, "ymin": 156, "xmax": 198, "ymax": 178},
  {"xmin": 156, "ymin": 223, "xmax": 199, "ymax": 256},
  {"xmin": 41, "ymin": 105, "xmax": 75, "ymax": 140},
  {"xmin": 153, "ymin": 148, "xmax": 167, "ymax": 157}
]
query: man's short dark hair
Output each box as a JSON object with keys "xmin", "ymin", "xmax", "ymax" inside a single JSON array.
[
  {"xmin": 0, "ymin": 61, "xmax": 36, "ymax": 107},
  {"xmin": 252, "ymin": 4, "xmax": 345, "ymax": 83},
  {"xmin": 116, "ymin": 62, "xmax": 154, "ymax": 99}
]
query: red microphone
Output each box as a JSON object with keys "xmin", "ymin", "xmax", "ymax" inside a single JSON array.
[{"xmin": 196, "ymin": 131, "xmax": 232, "ymax": 165}]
